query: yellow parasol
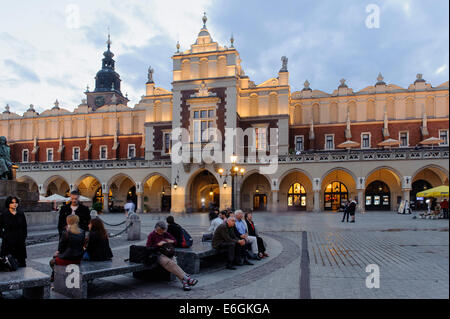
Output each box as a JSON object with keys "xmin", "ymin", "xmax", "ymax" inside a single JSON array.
[{"xmin": 416, "ymin": 185, "xmax": 449, "ymax": 198}]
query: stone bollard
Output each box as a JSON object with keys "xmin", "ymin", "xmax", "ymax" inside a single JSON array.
[{"xmin": 127, "ymin": 212, "xmax": 141, "ymax": 241}]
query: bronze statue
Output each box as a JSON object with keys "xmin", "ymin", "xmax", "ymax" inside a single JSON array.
[{"xmin": 0, "ymin": 136, "xmax": 13, "ymax": 180}]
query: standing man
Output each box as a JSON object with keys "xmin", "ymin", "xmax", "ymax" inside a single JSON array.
[{"xmin": 58, "ymin": 190, "xmax": 91, "ymax": 236}]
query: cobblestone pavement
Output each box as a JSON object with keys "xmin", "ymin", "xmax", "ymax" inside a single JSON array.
[{"xmin": 1, "ymin": 211, "xmax": 448, "ymax": 299}]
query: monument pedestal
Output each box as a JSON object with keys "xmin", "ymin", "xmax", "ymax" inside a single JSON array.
[{"xmin": 0, "ymin": 180, "xmax": 52, "ymax": 212}]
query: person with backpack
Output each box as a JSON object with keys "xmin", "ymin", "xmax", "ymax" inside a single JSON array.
[
  {"xmin": 0, "ymin": 196, "xmax": 27, "ymax": 268},
  {"xmin": 166, "ymin": 216, "xmax": 193, "ymax": 248}
]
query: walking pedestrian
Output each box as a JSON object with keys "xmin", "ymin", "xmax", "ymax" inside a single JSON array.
[{"xmin": 341, "ymin": 200, "xmax": 350, "ymax": 222}]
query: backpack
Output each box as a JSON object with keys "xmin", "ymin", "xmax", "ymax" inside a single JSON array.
[
  {"xmin": 0, "ymin": 254, "xmax": 19, "ymax": 272},
  {"xmin": 127, "ymin": 245, "xmax": 158, "ymax": 265},
  {"xmin": 180, "ymin": 227, "xmax": 193, "ymax": 248}
]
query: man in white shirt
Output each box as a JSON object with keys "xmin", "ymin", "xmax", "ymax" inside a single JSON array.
[
  {"xmin": 209, "ymin": 211, "xmax": 226, "ymax": 233},
  {"xmin": 234, "ymin": 210, "xmax": 260, "ymax": 260},
  {"xmin": 124, "ymin": 199, "xmax": 135, "ymax": 217}
]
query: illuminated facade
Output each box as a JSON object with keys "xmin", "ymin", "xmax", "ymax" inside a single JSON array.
[{"xmin": 2, "ymin": 15, "xmax": 448, "ymax": 213}]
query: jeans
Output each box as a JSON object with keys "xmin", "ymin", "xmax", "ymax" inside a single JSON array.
[{"xmin": 342, "ymin": 211, "xmax": 350, "ymax": 221}]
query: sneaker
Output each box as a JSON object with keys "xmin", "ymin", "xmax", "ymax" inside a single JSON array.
[
  {"xmin": 182, "ymin": 280, "xmax": 192, "ymax": 291},
  {"xmin": 186, "ymin": 277, "xmax": 198, "ymax": 286},
  {"xmin": 226, "ymin": 264, "xmax": 237, "ymax": 270},
  {"xmin": 350, "ymin": 220, "xmax": 355, "ymax": 223}
]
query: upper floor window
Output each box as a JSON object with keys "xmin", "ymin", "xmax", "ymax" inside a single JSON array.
[
  {"xmin": 295, "ymin": 136, "xmax": 304, "ymax": 153},
  {"xmin": 128, "ymin": 144, "xmax": 136, "ymax": 159},
  {"xmin": 22, "ymin": 149, "xmax": 29, "ymax": 163},
  {"xmin": 361, "ymin": 133, "xmax": 371, "ymax": 149},
  {"xmin": 163, "ymin": 132, "xmax": 172, "ymax": 154},
  {"xmin": 439, "ymin": 130, "xmax": 448, "ymax": 146},
  {"xmin": 193, "ymin": 109, "xmax": 214, "ymax": 143},
  {"xmin": 325, "ymin": 134, "xmax": 334, "ymax": 150},
  {"xmin": 72, "ymin": 147, "xmax": 80, "ymax": 161},
  {"xmin": 100, "ymin": 146, "xmax": 107, "ymax": 160},
  {"xmin": 399, "ymin": 131, "xmax": 409, "ymax": 147},
  {"xmin": 46, "ymin": 148, "xmax": 54, "ymax": 162},
  {"xmin": 255, "ymin": 127, "xmax": 267, "ymax": 151}
]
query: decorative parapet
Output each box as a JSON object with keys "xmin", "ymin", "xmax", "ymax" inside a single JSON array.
[
  {"xmin": 17, "ymin": 159, "xmax": 172, "ymax": 172},
  {"xmin": 16, "ymin": 148, "xmax": 448, "ymax": 172}
]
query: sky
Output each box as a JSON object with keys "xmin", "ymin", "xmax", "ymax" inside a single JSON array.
[{"xmin": 0, "ymin": 0, "xmax": 448, "ymax": 114}]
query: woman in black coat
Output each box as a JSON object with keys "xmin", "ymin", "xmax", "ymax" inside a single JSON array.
[
  {"xmin": 84, "ymin": 218, "xmax": 113, "ymax": 261},
  {"xmin": 0, "ymin": 196, "xmax": 27, "ymax": 267}
]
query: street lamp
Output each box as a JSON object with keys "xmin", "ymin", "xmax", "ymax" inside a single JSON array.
[{"xmin": 218, "ymin": 154, "xmax": 245, "ymax": 211}]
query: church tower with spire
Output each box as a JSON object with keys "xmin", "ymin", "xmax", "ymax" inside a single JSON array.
[{"xmin": 86, "ymin": 33, "xmax": 128, "ymax": 111}]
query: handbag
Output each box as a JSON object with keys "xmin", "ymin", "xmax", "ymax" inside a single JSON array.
[
  {"xmin": 159, "ymin": 243, "xmax": 175, "ymax": 258},
  {"xmin": 128, "ymin": 245, "xmax": 158, "ymax": 265},
  {"xmin": 0, "ymin": 254, "xmax": 19, "ymax": 271}
]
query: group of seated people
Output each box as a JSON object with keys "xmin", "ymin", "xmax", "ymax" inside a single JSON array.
[
  {"xmin": 48, "ymin": 202, "xmax": 267, "ymax": 292},
  {"xmin": 49, "ymin": 214, "xmax": 113, "ymax": 281},
  {"xmin": 208, "ymin": 209, "xmax": 268, "ymax": 270}
]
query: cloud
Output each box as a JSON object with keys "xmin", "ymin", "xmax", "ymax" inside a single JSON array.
[
  {"xmin": 4, "ymin": 59, "xmax": 40, "ymax": 83},
  {"xmin": 435, "ymin": 64, "xmax": 447, "ymax": 75},
  {"xmin": 0, "ymin": 0, "xmax": 448, "ymax": 114}
]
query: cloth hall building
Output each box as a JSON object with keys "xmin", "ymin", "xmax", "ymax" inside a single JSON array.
[{"xmin": 1, "ymin": 16, "xmax": 449, "ymax": 214}]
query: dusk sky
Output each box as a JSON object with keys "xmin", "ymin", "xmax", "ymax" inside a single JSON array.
[{"xmin": 0, "ymin": 0, "xmax": 448, "ymax": 114}]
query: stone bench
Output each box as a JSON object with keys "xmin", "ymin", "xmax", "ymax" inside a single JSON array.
[
  {"xmin": 175, "ymin": 241, "xmax": 228, "ymax": 274},
  {"xmin": 53, "ymin": 259, "xmax": 170, "ymax": 299},
  {"xmin": 0, "ymin": 267, "xmax": 51, "ymax": 299}
]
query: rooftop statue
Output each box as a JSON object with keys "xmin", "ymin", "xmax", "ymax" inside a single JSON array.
[
  {"xmin": 280, "ymin": 56, "xmax": 288, "ymax": 72},
  {"xmin": 147, "ymin": 66, "xmax": 154, "ymax": 83},
  {"xmin": 0, "ymin": 136, "xmax": 13, "ymax": 180}
]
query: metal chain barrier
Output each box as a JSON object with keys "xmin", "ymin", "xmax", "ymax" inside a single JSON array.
[
  {"xmin": 108, "ymin": 221, "xmax": 133, "ymax": 238},
  {"xmin": 100, "ymin": 218, "xmax": 128, "ymax": 227}
]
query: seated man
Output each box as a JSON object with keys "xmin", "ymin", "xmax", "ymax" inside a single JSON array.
[
  {"xmin": 212, "ymin": 216, "xmax": 253, "ymax": 270},
  {"xmin": 234, "ymin": 210, "xmax": 260, "ymax": 260},
  {"xmin": 208, "ymin": 210, "xmax": 226, "ymax": 233}
]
